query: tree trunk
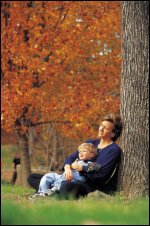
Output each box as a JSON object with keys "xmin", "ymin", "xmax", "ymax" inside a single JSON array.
[
  {"xmin": 17, "ymin": 129, "xmax": 31, "ymax": 187},
  {"xmin": 118, "ymin": 1, "xmax": 149, "ymax": 197}
]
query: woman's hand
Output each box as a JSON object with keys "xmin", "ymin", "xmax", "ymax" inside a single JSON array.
[{"xmin": 64, "ymin": 164, "xmax": 73, "ymax": 181}]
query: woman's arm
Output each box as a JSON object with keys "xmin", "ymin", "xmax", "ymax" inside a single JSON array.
[
  {"xmin": 63, "ymin": 151, "xmax": 79, "ymax": 165},
  {"xmin": 64, "ymin": 164, "xmax": 73, "ymax": 181},
  {"xmin": 63, "ymin": 139, "xmax": 100, "ymax": 166},
  {"xmin": 81, "ymin": 148, "xmax": 121, "ymax": 184}
]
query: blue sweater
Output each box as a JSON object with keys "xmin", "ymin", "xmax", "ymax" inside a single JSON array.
[{"xmin": 64, "ymin": 139, "xmax": 121, "ymax": 190}]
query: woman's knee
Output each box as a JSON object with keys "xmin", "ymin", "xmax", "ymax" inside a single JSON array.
[
  {"xmin": 27, "ymin": 173, "xmax": 44, "ymax": 190},
  {"xmin": 27, "ymin": 173, "xmax": 34, "ymax": 184}
]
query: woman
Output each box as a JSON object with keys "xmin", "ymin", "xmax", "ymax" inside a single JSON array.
[
  {"xmin": 28, "ymin": 114, "xmax": 123, "ymax": 198},
  {"xmin": 60, "ymin": 113, "xmax": 123, "ymax": 198}
]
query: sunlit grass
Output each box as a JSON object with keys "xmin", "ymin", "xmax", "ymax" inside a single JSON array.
[
  {"xmin": 1, "ymin": 145, "xmax": 149, "ymax": 225},
  {"xmin": 1, "ymin": 183, "xmax": 149, "ymax": 225}
]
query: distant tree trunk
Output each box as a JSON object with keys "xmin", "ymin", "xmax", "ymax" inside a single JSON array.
[
  {"xmin": 49, "ymin": 129, "xmax": 59, "ymax": 171},
  {"xmin": 17, "ymin": 129, "xmax": 31, "ymax": 187},
  {"xmin": 118, "ymin": 1, "xmax": 149, "ymax": 197}
]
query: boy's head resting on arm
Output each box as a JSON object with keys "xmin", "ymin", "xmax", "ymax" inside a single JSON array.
[{"xmin": 78, "ymin": 143, "xmax": 98, "ymax": 161}]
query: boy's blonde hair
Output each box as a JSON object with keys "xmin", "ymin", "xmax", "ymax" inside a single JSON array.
[{"xmin": 78, "ymin": 143, "xmax": 98, "ymax": 156}]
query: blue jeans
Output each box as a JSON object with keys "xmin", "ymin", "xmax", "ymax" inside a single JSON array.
[{"xmin": 38, "ymin": 170, "xmax": 87, "ymax": 193}]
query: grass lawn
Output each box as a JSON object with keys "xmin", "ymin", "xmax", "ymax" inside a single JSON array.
[
  {"xmin": 1, "ymin": 182, "xmax": 149, "ymax": 225},
  {"xmin": 1, "ymin": 144, "xmax": 149, "ymax": 225}
]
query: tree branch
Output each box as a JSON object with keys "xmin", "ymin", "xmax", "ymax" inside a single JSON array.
[{"xmin": 31, "ymin": 120, "xmax": 71, "ymax": 127}]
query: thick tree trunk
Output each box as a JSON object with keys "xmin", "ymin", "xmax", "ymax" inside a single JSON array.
[
  {"xmin": 17, "ymin": 130, "xmax": 31, "ymax": 187},
  {"xmin": 118, "ymin": 2, "xmax": 149, "ymax": 197}
]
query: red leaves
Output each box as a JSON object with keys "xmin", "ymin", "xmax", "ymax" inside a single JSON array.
[{"xmin": 1, "ymin": 1, "xmax": 121, "ymax": 139}]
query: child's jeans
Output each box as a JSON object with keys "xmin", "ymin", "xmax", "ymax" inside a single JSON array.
[{"xmin": 38, "ymin": 170, "xmax": 86, "ymax": 193}]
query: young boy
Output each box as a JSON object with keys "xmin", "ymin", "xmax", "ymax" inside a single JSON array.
[{"xmin": 29, "ymin": 143, "xmax": 100, "ymax": 199}]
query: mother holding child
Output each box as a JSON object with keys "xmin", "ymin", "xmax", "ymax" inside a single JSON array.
[{"xmin": 28, "ymin": 113, "xmax": 123, "ymax": 199}]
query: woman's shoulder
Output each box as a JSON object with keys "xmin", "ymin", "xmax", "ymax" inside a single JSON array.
[{"xmin": 111, "ymin": 142, "xmax": 122, "ymax": 153}]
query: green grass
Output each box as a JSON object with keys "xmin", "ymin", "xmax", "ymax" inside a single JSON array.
[
  {"xmin": 1, "ymin": 144, "xmax": 149, "ymax": 225},
  {"xmin": 1, "ymin": 183, "xmax": 149, "ymax": 225}
]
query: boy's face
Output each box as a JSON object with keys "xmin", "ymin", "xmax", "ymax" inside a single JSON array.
[{"xmin": 78, "ymin": 146, "xmax": 94, "ymax": 160}]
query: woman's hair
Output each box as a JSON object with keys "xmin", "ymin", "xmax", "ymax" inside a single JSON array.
[
  {"xmin": 102, "ymin": 113, "xmax": 123, "ymax": 142},
  {"xmin": 78, "ymin": 143, "xmax": 97, "ymax": 156}
]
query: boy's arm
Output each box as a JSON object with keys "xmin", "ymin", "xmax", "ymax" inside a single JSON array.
[
  {"xmin": 70, "ymin": 160, "xmax": 101, "ymax": 172},
  {"xmin": 82, "ymin": 161, "xmax": 101, "ymax": 172}
]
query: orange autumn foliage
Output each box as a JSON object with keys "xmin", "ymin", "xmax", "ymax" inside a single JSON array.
[{"xmin": 1, "ymin": 1, "xmax": 121, "ymax": 140}]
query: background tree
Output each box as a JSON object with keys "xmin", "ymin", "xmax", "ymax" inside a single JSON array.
[
  {"xmin": 1, "ymin": 1, "xmax": 121, "ymax": 186},
  {"xmin": 119, "ymin": 1, "xmax": 149, "ymax": 197}
]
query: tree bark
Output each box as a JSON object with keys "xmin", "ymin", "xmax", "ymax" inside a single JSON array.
[
  {"xmin": 17, "ymin": 130, "xmax": 31, "ymax": 187},
  {"xmin": 118, "ymin": 1, "xmax": 149, "ymax": 197}
]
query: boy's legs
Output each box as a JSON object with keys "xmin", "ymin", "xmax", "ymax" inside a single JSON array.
[
  {"xmin": 28, "ymin": 172, "xmax": 62, "ymax": 199},
  {"xmin": 38, "ymin": 172, "xmax": 62, "ymax": 193},
  {"xmin": 71, "ymin": 170, "xmax": 87, "ymax": 183}
]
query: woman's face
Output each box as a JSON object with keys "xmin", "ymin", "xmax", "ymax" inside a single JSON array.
[{"xmin": 98, "ymin": 120, "xmax": 114, "ymax": 140}]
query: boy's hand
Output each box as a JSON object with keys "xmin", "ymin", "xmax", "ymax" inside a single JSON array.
[
  {"xmin": 71, "ymin": 162, "xmax": 78, "ymax": 169},
  {"xmin": 71, "ymin": 162, "xmax": 83, "ymax": 171},
  {"xmin": 75, "ymin": 164, "xmax": 83, "ymax": 171}
]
